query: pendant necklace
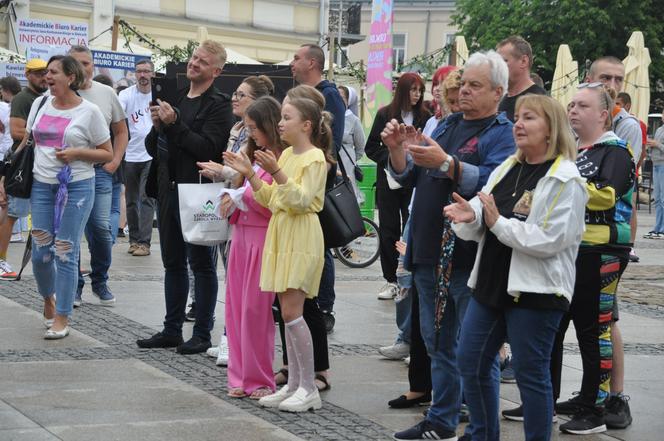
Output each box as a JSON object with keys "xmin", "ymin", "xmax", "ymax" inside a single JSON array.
[{"xmin": 512, "ymin": 162, "xmax": 544, "ymax": 197}]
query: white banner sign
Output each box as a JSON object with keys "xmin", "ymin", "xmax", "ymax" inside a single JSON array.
[
  {"xmin": 17, "ymin": 18, "xmax": 88, "ymax": 60},
  {"xmin": 0, "ymin": 63, "xmax": 27, "ymax": 84}
]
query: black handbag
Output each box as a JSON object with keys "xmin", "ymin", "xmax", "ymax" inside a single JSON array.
[
  {"xmin": 2, "ymin": 96, "xmax": 48, "ymax": 198},
  {"xmin": 318, "ymin": 156, "xmax": 365, "ymax": 248}
]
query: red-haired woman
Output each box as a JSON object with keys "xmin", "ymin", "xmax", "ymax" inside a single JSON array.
[
  {"xmin": 429, "ymin": 66, "xmax": 459, "ymax": 123},
  {"xmin": 366, "ymin": 73, "xmax": 430, "ymax": 300}
]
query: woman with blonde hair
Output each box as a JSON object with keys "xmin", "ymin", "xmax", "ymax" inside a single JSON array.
[
  {"xmin": 272, "ymin": 84, "xmax": 334, "ymax": 393},
  {"xmin": 553, "ymin": 84, "xmax": 634, "ymax": 435},
  {"xmin": 446, "ymin": 95, "xmax": 587, "ymax": 440},
  {"xmin": 223, "ymin": 93, "xmax": 333, "ymax": 412}
]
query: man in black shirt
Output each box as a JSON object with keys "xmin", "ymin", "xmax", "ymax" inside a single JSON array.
[
  {"xmin": 383, "ymin": 51, "xmax": 516, "ymax": 441},
  {"xmin": 137, "ymin": 40, "xmax": 233, "ymax": 354},
  {"xmin": 497, "ymin": 36, "xmax": 547, "ymax": 121}
]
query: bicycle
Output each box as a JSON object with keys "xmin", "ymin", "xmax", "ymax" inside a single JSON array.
[{"xmin": 333, "ymin": 216, "xmax": 380, "ymax": 268}]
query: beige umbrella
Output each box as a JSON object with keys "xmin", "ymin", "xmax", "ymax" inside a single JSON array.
[
  {"xmin": 551, "ymin": 44, "xmax": 578, "ymax": 108},
  {"xmin": 454, "ymin": 36, "xmax": 469, "ymax": 67},
  {"xmin": 623, "ymin": 31, "xmax": 651, "ymax": 122}
]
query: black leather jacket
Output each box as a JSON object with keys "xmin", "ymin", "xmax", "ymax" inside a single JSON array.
[{"xmin": 145, "ymin": 84, "xmax": 233, "ymax": 197}]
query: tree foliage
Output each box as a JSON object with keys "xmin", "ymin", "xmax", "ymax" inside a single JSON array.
[{"xmin": 452, "ymin": 0, "xmax": 664, "ymax": 110}]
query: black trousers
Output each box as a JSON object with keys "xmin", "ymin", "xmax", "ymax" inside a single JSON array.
[
  {"xmin": 377, "ymin": 186, "xmax": 412, "ymax": 283},
  {"xmin": 551, "ymin": 252, "xmax": 627, "ymax": 409},
  {"xmin": 277, "ymin": 297, "xmax": 330, "ymax": 372},
  {"xmin": 409, "ymin": 283, "xmax": 432, "ymax": 393},
  {"xmin": 157, "ymin": 187, "xmax": 218, "ymax": 341}
]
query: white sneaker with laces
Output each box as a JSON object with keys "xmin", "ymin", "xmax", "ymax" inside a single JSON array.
[
  {"xmin": 378, "ymin": 342, "xmax": 410, "ymax": 360},
  {"xmin": 206, "ymin": 346, "xmax": 219, "ymax": 358},
  {"xmin": 278, "ymin": 387, "xmax": 322, "ymax": 412},
  {"xmin": 216, "ymin": 335, "xmax": 229, "ymax": 366},
  {"xmin": 377, "ymin": 282, "xmax": 398, "ymax": 300}
]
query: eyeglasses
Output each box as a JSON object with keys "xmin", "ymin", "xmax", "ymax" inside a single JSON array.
[
  {"xmin": 577, "ymin": 82, "xmax": 603, "ymax": 89},
  {"xmin": 577, "ymin": 82, "xmax": 611, "ymax": 110},
  {"xmin": 232, "ymin": 91, "xmax": 254, "ymax": 100}
]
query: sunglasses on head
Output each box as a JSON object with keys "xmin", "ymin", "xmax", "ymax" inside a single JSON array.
[{"xmin": 577, "ymin": 82, "xmax": 603, "ymax": 89}]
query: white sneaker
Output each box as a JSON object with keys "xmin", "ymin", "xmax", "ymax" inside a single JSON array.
[
  {"xmin": 378, "ymin": 342, "xmax": 410, "ymax": 360},
  {"xmin": 206, "ymin": 346, "xmax": 219, "ymax": 358},
  {"xmin": 0, "ymin": 259, "xmax": 17, "ymax": 279},
  {"xmin": 258, "ymin": 385, "xmax": 294, "ymax": 408},
  {"xmin": 278, "ymin": 387, "xmax": 322, "ymax": 412},
  {"xmin": 216, "ymin": 335, "xmax": 229, "ymax": 366},
  {"xmin": 377, "ymin": 282, "xmax": 398, "ymax": 300}
]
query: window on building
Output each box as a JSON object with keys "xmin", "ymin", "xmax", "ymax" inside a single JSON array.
[{"xmin": 393, "ymin": 33, "xmax": 406, "ymax": 70}]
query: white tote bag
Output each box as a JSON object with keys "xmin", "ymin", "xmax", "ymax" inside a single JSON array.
[{"xmin": 177, "ymin": 179, "xmax": 230, "ymax": 246}]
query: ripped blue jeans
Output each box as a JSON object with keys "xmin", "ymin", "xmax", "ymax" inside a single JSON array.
[{"xmin": 31, "ymin": 178, "xmax": 94, "ymax": 316}]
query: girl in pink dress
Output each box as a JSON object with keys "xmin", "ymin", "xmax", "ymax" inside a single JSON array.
[{"xmin": 221, "ymin": 97, "xmax": 287, "ymax": 399}]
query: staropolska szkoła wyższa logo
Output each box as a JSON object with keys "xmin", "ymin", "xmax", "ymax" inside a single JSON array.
[{"xmin": 193, "ymin": 200, "xmax": 221, "ymax": 223}]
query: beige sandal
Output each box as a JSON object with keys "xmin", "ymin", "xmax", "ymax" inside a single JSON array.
[
  {"xmin": 249, "ymin": 387, "xmax": 273, "ymax": 400},
  {"xmin": 227, "ymin": 387, "xmax": 247, "ymax": 398}
]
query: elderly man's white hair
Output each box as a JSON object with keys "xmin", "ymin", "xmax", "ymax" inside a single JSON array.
[{"xmin": 464, "ymin": 50, "xmax": 509, "ymax": 97}]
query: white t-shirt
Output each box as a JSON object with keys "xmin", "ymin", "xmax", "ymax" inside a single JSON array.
[
  {"xmin": 78, "ymin": 80, "xmax": 125, "ymax": 126},
  {"xmin": 27, "ymin": 96, "xmax": 110, "ymax": 184},
  {"xmin": 0, "ymin": 101, "xmax": 12, "ymax": 156},
  {"xmin": 118, "ymin": 85, "xmax": 152, "ymax": 162}
]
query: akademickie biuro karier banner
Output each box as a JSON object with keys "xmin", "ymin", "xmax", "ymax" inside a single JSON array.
[
  {"xmin": 364, "ymin": 0, "xmax": 393, "ymax": 129},
  {"xmin": 92, "ymin": 50, "xmax": 151, "ymax": 87},
  {"xmin": 17, "ymin": 18, "xmax": 88, "ymax": 60}
]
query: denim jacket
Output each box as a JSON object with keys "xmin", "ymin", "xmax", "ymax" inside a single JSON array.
[{"xmin": 389, "ymin": 111, "xmax": 515, "ymax": 197}]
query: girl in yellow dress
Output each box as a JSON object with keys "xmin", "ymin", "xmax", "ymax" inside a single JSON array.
[{"xmin": 223, "ymin": 95, "xmax": 334, "ymax": 412}]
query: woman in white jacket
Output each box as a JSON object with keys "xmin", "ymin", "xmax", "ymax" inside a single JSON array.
[{"xmin": 444, "ymin": 95, "xmax": 587, "ymax": 441}]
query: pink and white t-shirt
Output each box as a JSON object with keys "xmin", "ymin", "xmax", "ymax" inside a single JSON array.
[{"xmin": 26, "ymin": 96, "xmax": 109, "ymax": 184}]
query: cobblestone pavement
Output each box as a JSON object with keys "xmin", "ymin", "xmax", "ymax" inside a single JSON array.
[
  {"xmin": 0, "ymin": 279, "xmax": 392, "ymax": 441},
  {"xmin": 3, "ymin": 273, "xmax": 664, "ymax": 441}
]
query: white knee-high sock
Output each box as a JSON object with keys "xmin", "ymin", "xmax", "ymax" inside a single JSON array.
[
  {"xmin": 285, "ymin": 316, "xmax": 315, "ymax": 393},
  {"xmin": 285, "ymin": 322, "xmax": 300, "ymax": 391}
]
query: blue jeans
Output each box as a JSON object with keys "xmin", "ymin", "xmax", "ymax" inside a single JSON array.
[
  {"xmin": 110, "ymin": 179, "xmax": 122, "ymax": 243},
  {"xmin": 317, "ymin": 249, "xmax": 335, "ymax": 312},
  {"xmin": 414, "ymin": 264, "xmax": 472, "ymax": 431},
  {"xmin": 395, "ymin": 216, "xmax": 413, "ymax": 345},
  {"xmin": 458, "ymin": 298, "xmax": 563, "ymax": 441},
  {"xmin": 31, "ymin": 178, "xmax": 94, "ymax": 316},
  {"xmin": 78, "ymin": 166, "xmax": 113, "ymax": 292},
  {"xmin": 653, "ymin": 164, "xmax": 664, "ymax": 232}
]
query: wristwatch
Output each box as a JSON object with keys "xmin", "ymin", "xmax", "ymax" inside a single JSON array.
[{"xmin": 439, "ymin": 156, "xmax": 453, "ymax": 173}]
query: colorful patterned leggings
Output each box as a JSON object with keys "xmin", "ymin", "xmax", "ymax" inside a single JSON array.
[{"xmin": 551, "ymin": 252, "xmax": 628, "ymax": 410}]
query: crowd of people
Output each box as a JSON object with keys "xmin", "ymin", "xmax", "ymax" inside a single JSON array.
[{"xmin": 0, "ymin": 33, "xmax": 656, "ymax": 440}]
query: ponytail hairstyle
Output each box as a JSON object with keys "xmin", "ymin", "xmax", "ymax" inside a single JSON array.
[
  {"xmin": 287, "ymin": 97, "xmax": 335, "ymax": 164},
  {"xmin": 286, "ymin": 84, "xmax": 325, "ymax": 109},
  {"xmin": 242, "ymin": 74, "xmax": 275, "ymax": 99},
  {"xmin": 245, "ymin": 96, "xmax": 288, "ymax": 163}
]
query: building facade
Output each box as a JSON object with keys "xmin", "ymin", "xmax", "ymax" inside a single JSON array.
[
  {"xmin": 332, "ymin": 0, "xmax": 457, "ymax": 69},
  {"xmin": 1, "ymin": 0, "xmax": 326, "ymax": 63}
]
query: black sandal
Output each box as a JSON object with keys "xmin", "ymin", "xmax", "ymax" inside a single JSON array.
[
  {"xmin": 274, "ymin": 368, "xmax": 288, "ymax": 385},
  {"xmin": 315, "ymin": 373, "xmax": 331, "ymax": 391}
]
